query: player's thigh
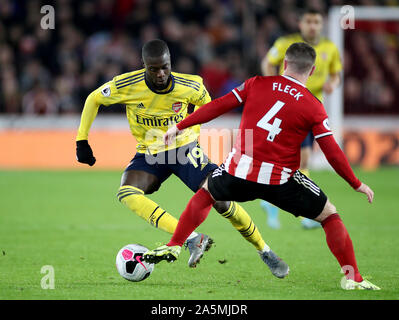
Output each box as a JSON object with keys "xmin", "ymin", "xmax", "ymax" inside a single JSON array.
[
  {"xmin": 121, "ymin": 152, "xmax": 172, "ymax": 194},
  {"xmin": 263, "ymin": 170, "xmax": 327, "ymax": 220},
  {"xmin": 169, "ymin": 141, "xmax": 218, "ymax": 192}
]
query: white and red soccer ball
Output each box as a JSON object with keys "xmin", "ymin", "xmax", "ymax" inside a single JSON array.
[{"xmin": 115, "ymin": 244, "xmax": 154, "ymax": 282}]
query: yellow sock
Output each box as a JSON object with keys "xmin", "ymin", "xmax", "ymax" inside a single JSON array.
[
  {"xmin": 220, "ymin": 202, "xmax": 267, "ymax": 252},
  {"xmin": 117, "ymin": 185, "xmax": 178, "ymax": 234}
]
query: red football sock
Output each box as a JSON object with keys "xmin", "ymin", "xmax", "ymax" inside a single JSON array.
[
  {"xmin": 167, "ymin": 188, "xmax": 215, "ymax": 247},
  {"xmin": 321, "ymin": 213, "xmax": 363, "ymax": 282}
]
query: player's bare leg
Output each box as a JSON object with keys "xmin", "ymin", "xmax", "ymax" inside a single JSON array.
[{"xmin": 315, "ymin": 200, "xmax": 380, "ymax": 290}]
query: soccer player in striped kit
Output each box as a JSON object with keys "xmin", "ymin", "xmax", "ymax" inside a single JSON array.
[{"xmin": 145, "ymin": 42, "xmax": 380, "ymax": 290}]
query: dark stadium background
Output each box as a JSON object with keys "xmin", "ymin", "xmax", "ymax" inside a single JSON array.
[{"xmin": 1, "ymin": 0, "xmax": 398, "ymax": 116}]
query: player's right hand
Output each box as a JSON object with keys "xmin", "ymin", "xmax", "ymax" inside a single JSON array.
[
  {"xmin": 356, "ymin": 182, "xmax": 374, "ymax": 203},
  {"xmin": 76, "ymin": 140, "xmax": 96, "ymax": 166}
]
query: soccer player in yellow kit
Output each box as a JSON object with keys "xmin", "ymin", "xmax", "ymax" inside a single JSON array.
[
  {"xmin": 260, "ymin": 9, "xmax": 342, "ymax": 229},
  {"xmin": 76, "ymin": 39, "xmax": 271, "ymax": 267}
]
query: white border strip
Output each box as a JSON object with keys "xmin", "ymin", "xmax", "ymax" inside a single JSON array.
[
  {"xmin": 314, "ymin": 132, "xmax": 333, "ymax": 140},
  {"xmin": 231, "ymin": 89, "xmax": 243, "ymax": 103}
]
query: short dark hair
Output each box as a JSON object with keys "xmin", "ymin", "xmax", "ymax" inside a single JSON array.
[
  {"xmin": 285, "ymin": 42, "xmax": 316, "ymax": 74},
  {"xmin": 142, "ymin": 39, "xmax": 170, "ymax": 60},
  {"xmin": 299, "ymin": 8, "xmax": 324, "ymax": 19}
]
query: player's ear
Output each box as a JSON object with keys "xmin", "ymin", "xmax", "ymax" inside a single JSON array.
[
  {"xmin": 309, "ymin": 65, "xmax": 315, "ymax": 76},
  {"xmin": 283, "ymin": 60, "xmax": 288, "ymax": 71}
]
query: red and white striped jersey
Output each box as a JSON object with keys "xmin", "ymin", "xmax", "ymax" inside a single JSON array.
[{"xmin": 227, "ymin": 75, "xmax": 332, "ymax": 185}]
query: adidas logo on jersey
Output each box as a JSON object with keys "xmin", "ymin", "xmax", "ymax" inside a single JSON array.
[{"xmin": 137, "ymin": 103, "xmax": 145, "ymax": 109}]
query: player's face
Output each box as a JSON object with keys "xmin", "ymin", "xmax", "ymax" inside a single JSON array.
[
  {"xmin": 299, "ymin": 14, "xmax": 323, "ymax": 42},
  {"xmin": 144, "ymin": 53, "xmax": 171, "ymax": 89}
]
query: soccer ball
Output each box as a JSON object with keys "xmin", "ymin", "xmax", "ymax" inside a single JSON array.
[{"xmin": 115, "ymin": 244, "xmax": 154, "ymax": 282}]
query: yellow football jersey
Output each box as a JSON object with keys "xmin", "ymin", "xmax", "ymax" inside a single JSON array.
[
  {"xmin": 76, "ymin": 68, "xmax": 211, "ymax": 154},
  {"xmin": 266, "ymin": 33, "xmax": 342, "ymax": 101}
]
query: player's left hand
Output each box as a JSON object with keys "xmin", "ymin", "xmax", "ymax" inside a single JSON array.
[
  {"xmin": 356, "ymin": 182, "xmax": 374, "ymax": 203},
  {"xmin": 163, "ymin": 126, "xmax": 181, "ymax": 145}
]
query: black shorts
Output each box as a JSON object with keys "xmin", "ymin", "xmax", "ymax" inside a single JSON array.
[{"xmin": 208, "ymin": 165, "xmax": 327, "ymax": 219}]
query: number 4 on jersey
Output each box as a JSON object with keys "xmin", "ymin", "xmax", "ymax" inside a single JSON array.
[{"xmin": 256, "ymin": 100, "xmax": 285, "ymax": 142}]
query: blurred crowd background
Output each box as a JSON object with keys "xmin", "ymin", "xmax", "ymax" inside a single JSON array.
[{"xmin": 0, "ymin": 0, "xmax": 398, "ymax": 115}]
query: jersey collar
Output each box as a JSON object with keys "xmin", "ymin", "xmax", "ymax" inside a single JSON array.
[
  {"xmin": 282, "ymin": 75, "xmax": 306, "ymax": 87},
  {"xmin": 144, "ymin": 73, "xmax": 175, "ymax": 94},
  {"xmin": 300, "ymin": 33, "xmax": 321, "ymax": 46}
]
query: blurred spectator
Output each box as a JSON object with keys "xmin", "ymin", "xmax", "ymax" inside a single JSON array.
[
  {"xmin": 199, "ymin": 57, "xmax": 231, "ymax": 98},
  {"xmin": 22, "ymin": 83, "xmax": 59, "ymax": 115},
  {"xmin": 20, "ymin": 59, "xmax": 52, "ymax": 92},
  {"xmin": 0, "ymin": 0, "xmax": 397, "ymax": 115},
  {"xmin": 345, "ymin": 24, "xmax": 399, "ymax": 114},
  {"xmin": 344, "ymin": 77, "xmax": 362, "ymax": 106},
  {"xmin": 1, "ymin": 66, "xmax": 20, "ymax": 113}
]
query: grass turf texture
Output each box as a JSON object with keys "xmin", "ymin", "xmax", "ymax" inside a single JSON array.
[{"xmin": 0, "ymin": 168, "xmax": 398, "ymax": 300}]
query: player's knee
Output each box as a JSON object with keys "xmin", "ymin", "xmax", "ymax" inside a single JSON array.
[
  {"xmin": 120, "ymin": 180, "xmax": 160, "ymax": 195},
  {"xmin": 315, "ymin": 199, "xmax": 336, "ymax": 222},
  {"xmin": 213, "ymin": 200, "xmax": 231, "ymax": 214},
  {"xmin": 143, "ymin": 183, "xmax": 160, "ymax": 194},
  {"xmin": 120, "ymin": 171, "xmax": 160, "ymax": 194}
]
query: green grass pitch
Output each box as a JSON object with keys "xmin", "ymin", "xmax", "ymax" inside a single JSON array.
[{"xmin": 0, "ymin": 168, "xmax": 398, "ymax": 300}]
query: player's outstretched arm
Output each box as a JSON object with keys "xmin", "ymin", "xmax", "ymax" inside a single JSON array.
[
  {"xmin": 76, "ymin": 91, "xmax": 101, "ymax": 166},
  {"xmin": 76, "ymin": 79, "xmax": 123, "ymax": 165},
  {"xmin": 163, "ymin": 92, "xmax": 241, "ymax": 145},
  {"xmin": 317, "ymin": 134, "xmax": 374, "ymax": 203}
]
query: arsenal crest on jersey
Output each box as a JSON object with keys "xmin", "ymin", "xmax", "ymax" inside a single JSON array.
[{"xmin": 172, "ymin": 102, "xmax": 182, "ymax": 113}]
